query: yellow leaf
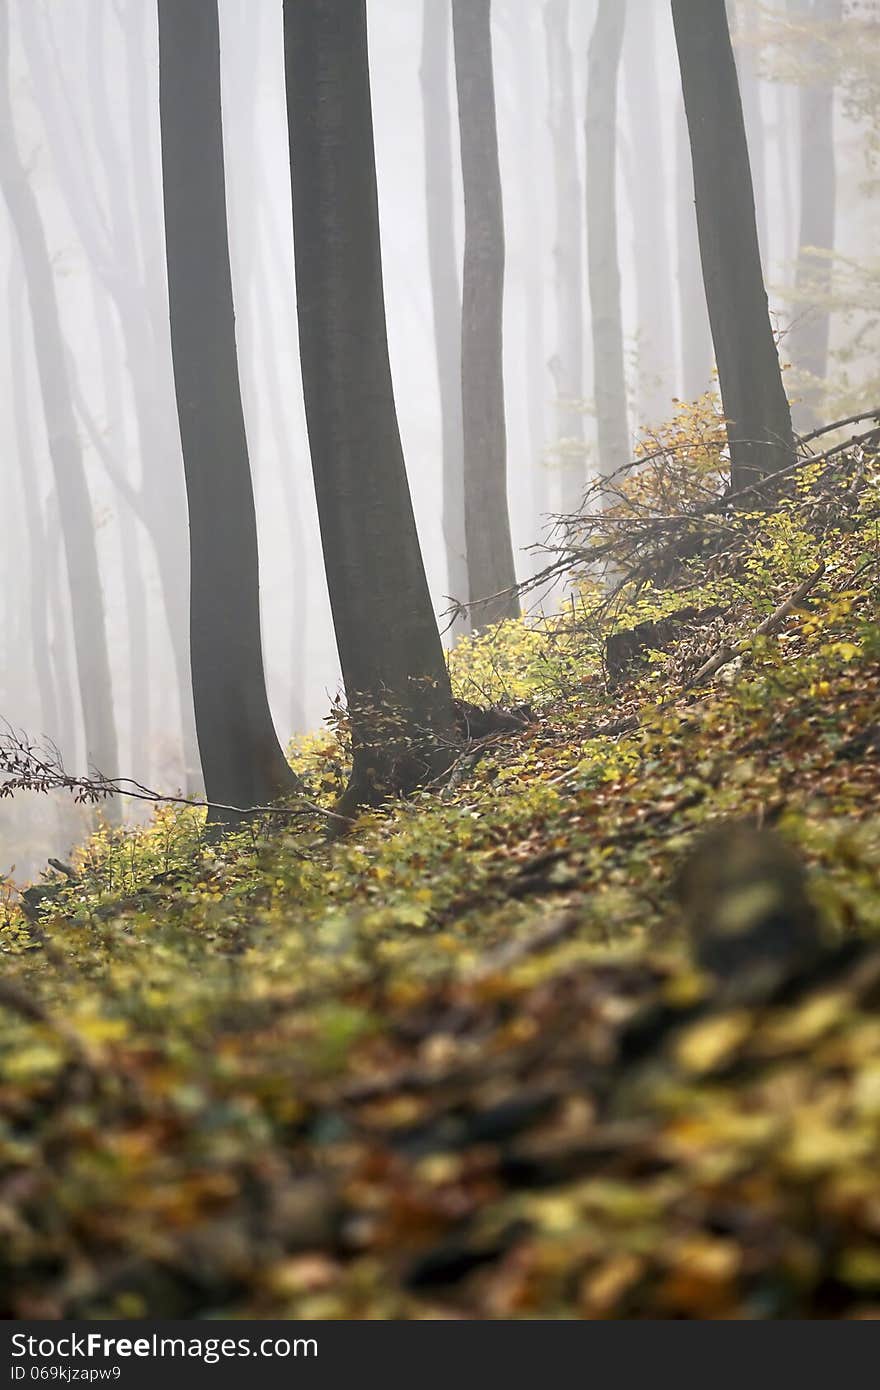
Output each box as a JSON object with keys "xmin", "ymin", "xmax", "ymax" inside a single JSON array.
[{"xmin": 675, "ymin": 1011, "xmax": 754, "ymax": 1074}]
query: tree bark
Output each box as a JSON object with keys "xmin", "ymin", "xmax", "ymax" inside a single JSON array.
[
  {"xmin": 586, "ymin": 0, "xmax": 630, "ymax": 490},
  {"xmin": 672, "ymin": 0, "xmax": 795, "ymax": 487},
  {"xmin": 452, "ymin": 0, "xmax": 519, "ymax": 625},
  {"xmin": 788, "ymin": 0, "xmax": 842, "ymax": 432},
  {"xmin": 421, "ymin": 0, "xmax": 469, "ymax": 632},
  {"xmin": 283, "ymin": 0, "xmax": 457, "ymax": 809},
  {"xmin": 545, "ymin": 0, "xmax": 587, "ymax": 513},
  {"xmin": 157, "ymin": 0, "xmax": 300, "ymax": 817},
  {"xmin": 675, "ymin": 100, "xmax": 715, "ymax": 401},
  {"xmin": 0, "ymin": 2, "xmax": 119, "ymax": 793}
]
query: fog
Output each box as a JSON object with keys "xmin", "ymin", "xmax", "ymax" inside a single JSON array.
[{"xmin": 1, "ymin": 0, "xmax": 877, "ymax": 878}]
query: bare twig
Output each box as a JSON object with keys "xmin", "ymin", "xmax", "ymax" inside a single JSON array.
[
  {"xmin": 795, "ymin": 407, "xmax": 880, "ymax": 449},
  {"xmin": 0, "ymin": 725, "xmax": 347, "ymax": 826}
]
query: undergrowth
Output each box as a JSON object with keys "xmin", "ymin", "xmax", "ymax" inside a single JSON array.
[{"xmin": 0, "ymin": 424, "xmax": 878, "ymax": 1318}]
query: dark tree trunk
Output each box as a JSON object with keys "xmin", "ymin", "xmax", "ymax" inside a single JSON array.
[
  {"xmin": 452, "ymin": 0, "xmax": 519, "ymax": 625},
  {"xmin": 672, "ymin": 0, "xmax": 795, "ymax": 488},
  {"xmin": 788, "ymin": 0, "xmax": 842, "ymax": 432},
  {"xmin": 0, "ymin": 4, "xmax": 119, "ymax": 796},
  {"xmin": 545, "ymin": 0, "xmax": 587, "ymax": 513},
  {"xmin": 675, "ymin": 100, "xmax": 715, "ymax": 400},
  {"xmin": 421, "ymin": 0, "xmax": 469, "ymax": 633},
  {"xmin": 282, "ymin": 0, "xmax": 457, "ymax": 809},
  {"xmin": 157, "ymin": 0, "xmax": 300, "ymax": 818},
  {"xmin": 586, "ymin": 0, "xmax": 630, "ymax": 489},
  {"xmin": 623, "ymin": 0, "xmax": 676, "ymax": 428}
]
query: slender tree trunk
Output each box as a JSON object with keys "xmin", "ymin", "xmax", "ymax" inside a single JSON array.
[
  {"xmin": 0, "ymin": 3, "xmax": 119, "ymax": 792},
  {"xmin": 452, "ymin": 0, "xmax": 519, "ymax": 624},
  {"xmin": 623, "ymin": 0, "xmax": 677, "ymax": 428},
  {"xmin": 101, "ymin": 0, "xmax": 203, "ymax": 794},
  {"xmin": 503, "ymin": 6, "xmax": 552, "ymax": 549},
  {"xmin": 43, "ymin": 497, "xmax": 81, "ymax": 770},
  {"xmin": 283, "ymin": 0, "xmax": 457, "ymax": 809},
  {"xmin": 672, "ymin": 0, "xmax": 795, "ymax": 488},
  {"xmin": 788, "ymin": 0, "xmax": 842, "ymax": 431},
  {"xmin": 220, "ymin": 0, "xmax": 308, "ymax": 738},
  {"xmin": 586, "ymin": 0, "xmax": 630, "ymax": 489},
  {"xmin": 91, "ymin": 288, "xmax": 152, "ymax": 785},
  {"xmin": 19, "ymin": 0, "xmax": 202, "ymax": 795},
  {"xmin": 676, "ymin": 100, "xmax": 714, "ymax": 400},
  {"xmin": 157, "ymin": 0, "xmax": 300, "ymax": 817},
  {"xmin": 776, "ymin": 81, "xmax": 798, "ymax": 277},
  {"xmin": 421, "ymin": 0, "xmax": 469, "ymax": 632},
  {"xmin": 249, "ymin": 231, "xmax": 309, "ymax": 736},
  {"xmin": 545, "ymin": 0, "xmax": 587, "ymax": 513},
  {"xmin": 8, "ymin": 265, "xmax": 61, "ymax": 750}
]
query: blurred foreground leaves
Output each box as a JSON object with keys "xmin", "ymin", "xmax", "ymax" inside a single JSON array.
[{"xmin": 1, "ymin": 444, "xmax": 879, "ymax": 1318}]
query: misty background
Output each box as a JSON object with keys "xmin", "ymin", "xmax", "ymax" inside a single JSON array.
[{"xmin": 1, "ymin": 0, "xmax": 877, "ymax": 878}]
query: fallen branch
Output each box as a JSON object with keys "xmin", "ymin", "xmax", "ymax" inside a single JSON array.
[{"xmin": 686, "ymin": 564, "xmax": 826, "ymax": 689}]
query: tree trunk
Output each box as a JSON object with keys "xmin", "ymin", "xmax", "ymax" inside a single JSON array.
[
  {"xmin": 119, "ymin": 2, "xmax": 202, "ymax": 793},
  {"xmin": 672, "ymin": 0, "xmax": 795, "ymax": 488},
  {"xmin": 545, "ymin": 0, "xmax": 587, "ymax": 514},
  {"xmin": 776, "ymin": 80, "xmax": 799, "ymax": 277},
  {"xmin": 220, "ymin": 0, "xmax": 309, "ymax": 737},
  {"xmin": 8, "ymin": 265, "xmax": 61, "ymax": 752},
  {"xmin": 282, "ymin": 0, "xmax": 457, "ymax": 809},
  {"xmin": 675, "ymin": 99, "xmax": 714, "ymax": 400},
  {"xmin": 157, "ymin": 0, "xmax": 300, "ymax": 818},
  {"xmin": 249, "ymin": 222, "xmax": 310, "ymax": 737},
  {"xmin": 788, "ymin": 0, "xmax": 842, "ymax": 432},
  {"xmin": 623, "ymin": 0, "xmax": 676, "ymax": 428},
  {"xmin": 91, "ymin": 289, "xmax": 152, "ymax": 787},
  {"xmin": 421, "ymin": 0, "xmax": 469, "ymax": 633},
  {"xmin": 452, "ymin": 0, "xmax": 519, "ymax": 625},
  {"xmin": 20, "ymin": 0, "xmax": 202, "ymax": 795},
  {"xmin": 586, "ymin": 0, "xmax": 630, "ymax": 490},
  {"xmin": 0, "ymin": 3, "xmax": 119, "ymax": 793},
  {"xmin": 44, "ymin": 498, "xmax": 82, "ymax": 771}
]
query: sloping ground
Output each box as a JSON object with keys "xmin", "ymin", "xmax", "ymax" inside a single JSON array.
[{"xmin": 0, "ymin": 445, "xmax": 879, "ymax": 1318}]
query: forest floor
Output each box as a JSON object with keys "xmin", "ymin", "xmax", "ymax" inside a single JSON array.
[{"xmin": 1, "ymin": 433, "xmax": 879, "ymax": 1318}]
